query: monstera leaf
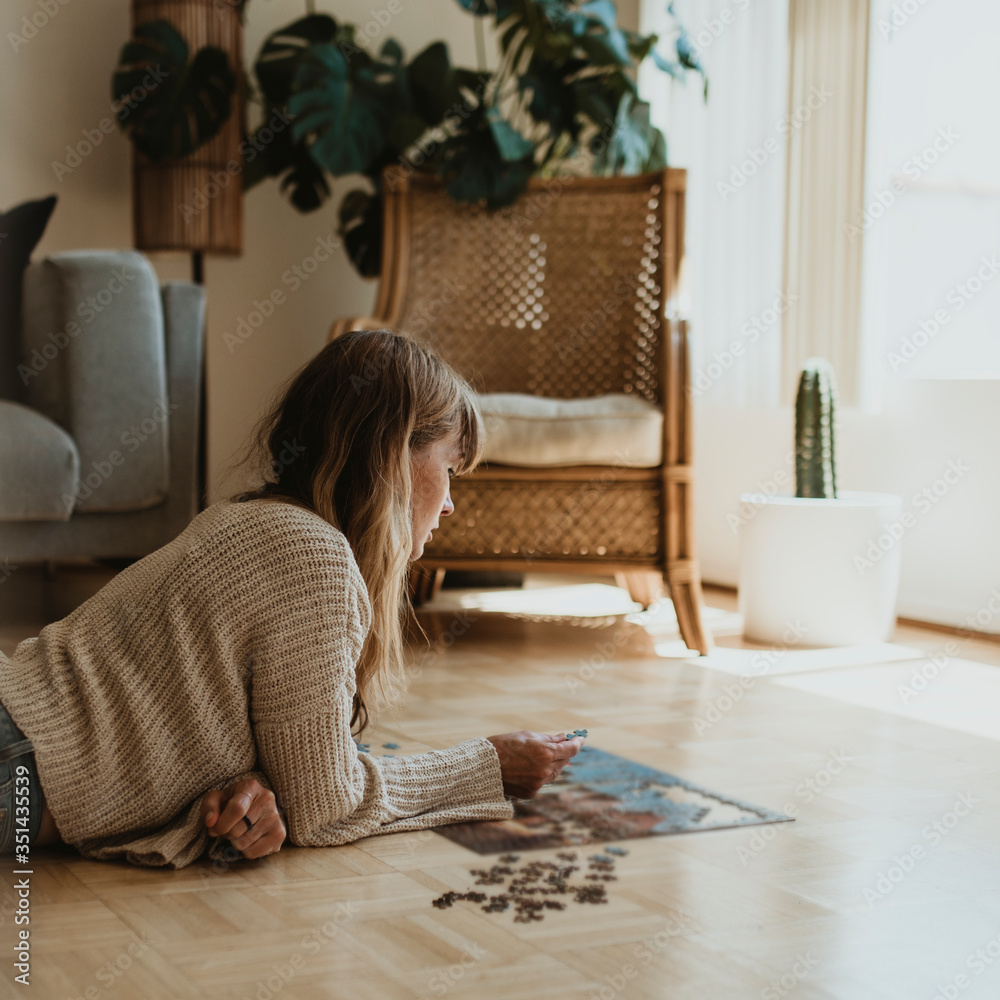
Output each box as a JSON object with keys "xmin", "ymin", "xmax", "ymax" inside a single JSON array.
[
  {"xmin": 242, "ymin": 125, "xmax": 331, "ymax": 212},
  {"xmin": 408, "ymin": 42, "xmax": 484, "ymax": 126},
  {"xmin": 592, "ymin": 92, "xmax": 661, "ymax": 176},
  {"xmin": 254, "ymin": 14, "xmax": 340, "ymax": 108},
  {"xmin": 437, "ymin": 111, "xmax": 534, "ymax": 207},
  {"xmin": 288, "ymin": 43, "xmax": 388, "ymax": 176},
  {"xmin": 338, "ymin": 188, "xmax": 383, "ymax": 278},
  {"xmin": 454, "ymin": 0, "xmax": 517, "ymax": 18},
  {"xmin": 112, "ymin": 19, "xmax": 236, "ymax": 162}
]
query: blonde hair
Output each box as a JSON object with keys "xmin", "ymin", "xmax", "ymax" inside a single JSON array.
[{"xmin": 225, "ymin": 329, "xmax": 484, "ymax": 736}]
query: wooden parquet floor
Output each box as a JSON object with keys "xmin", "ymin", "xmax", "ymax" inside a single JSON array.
[{"xmin": 1, "ymin": 582, "xmax": 999, "ymax": 1000}]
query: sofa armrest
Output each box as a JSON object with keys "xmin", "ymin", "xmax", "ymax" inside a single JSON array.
[
  {"xmin": 160, "ymin": 282, "xmax": 205, "ymax": 526},
  {"xmin": 21, "ymin": 251, "xmax": 170, "ymax": 513}
]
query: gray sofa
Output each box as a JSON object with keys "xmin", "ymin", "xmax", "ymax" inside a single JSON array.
[{"xmin": 0, "ymin": 250, "xmax": 204, "ymax": 564}]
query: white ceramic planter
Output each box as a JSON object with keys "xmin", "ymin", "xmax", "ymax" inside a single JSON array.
[{"xmin": 737, "ymin": 491, "xmax": 903, "ymax": 647}]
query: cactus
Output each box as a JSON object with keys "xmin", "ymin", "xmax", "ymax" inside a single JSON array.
[{"xmin": 795, "ymin": 357, "xmax": 837, "ymax": 498}]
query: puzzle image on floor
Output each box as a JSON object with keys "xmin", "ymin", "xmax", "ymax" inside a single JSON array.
[{"xmin": 434, "ymin": 745, "xmax": 793, "ymax": 854}]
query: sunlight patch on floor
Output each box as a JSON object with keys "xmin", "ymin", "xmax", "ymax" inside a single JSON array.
[
  {"xmin": 772, "ymin": 658, "xmax": 1000, "ymax": 742},
  {"xmin": 686, "ymin": 643, "xmax": 927, "ymax": 677},
  {"xmin": 458, "ymin": 582, "xmax": 642, "ymax": 617}
]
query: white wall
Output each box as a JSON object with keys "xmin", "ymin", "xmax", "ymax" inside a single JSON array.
[
  {"xmin": 695, "ymin": 379, "xmax": 1000, "ymax": 633},
  {"xmin": 1, "ymin": 0, "xmax": 500, "ymax": 503}
]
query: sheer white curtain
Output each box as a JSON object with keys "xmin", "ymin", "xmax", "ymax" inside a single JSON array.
[{"xmin": 638, "ymin": 0, "xmax": 790, "ymax": 407}]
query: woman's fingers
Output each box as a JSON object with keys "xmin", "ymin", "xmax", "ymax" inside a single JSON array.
[
  {"xmin": 224, "ymin": 811, "xmax": 286, "ymax": 859},
  {"xmin": 549, "ymin": 734, "xmax": 586, "ymax": 758},
  {"xmin": 200, "ymin": 788, "xmax": 226, "ymax": 829},
  {"xmin": 485, "ymin": 730, "xmax": 587, "ymax": 799},
  {"xmin": 206, "ymin": 784, "xmax": 255, "ymax": 839},
  {"xmin": 202, "ymin": 779, "xmax": 286, "ymax": 857}
]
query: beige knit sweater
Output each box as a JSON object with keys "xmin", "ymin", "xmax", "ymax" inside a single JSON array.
[{"xmin": 0, "ymin": 498, "xmax": 513, "ymax": 868}]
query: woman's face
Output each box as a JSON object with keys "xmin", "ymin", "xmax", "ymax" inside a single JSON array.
[{"xmin": 409, "ymin": 429, "xmax": 462, "ymax": 561}]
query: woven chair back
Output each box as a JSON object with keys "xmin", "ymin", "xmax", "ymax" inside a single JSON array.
[{"xmin": 380, "ymin": 169, "xmax": 685, "ymax": 404}]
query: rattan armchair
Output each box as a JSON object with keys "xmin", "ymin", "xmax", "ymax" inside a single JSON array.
[{"xmin": 330, "ymin": 165, "xmax": 711, "ymax": 654}]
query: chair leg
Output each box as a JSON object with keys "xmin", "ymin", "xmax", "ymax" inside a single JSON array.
[
  {"xmin": 664, "ymin": 564, "xmax": 714, "ymax": 655},
  {"xmin": 409, "ymin": 565, "xmax": 445, "ymax": 606},
  {"xmin": 614, "ymin": 571, "xmax": 664, "ymax": 609}
]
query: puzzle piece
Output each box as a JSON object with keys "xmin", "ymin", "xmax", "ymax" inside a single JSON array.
[{"xmin": 382, "ymin": 742, "xmax": 400, "ymax": 749}]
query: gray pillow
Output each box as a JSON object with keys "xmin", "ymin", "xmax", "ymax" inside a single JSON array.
[{"xmin": 0, "ymin": 195, "xmax": 57, "ymax": 403}]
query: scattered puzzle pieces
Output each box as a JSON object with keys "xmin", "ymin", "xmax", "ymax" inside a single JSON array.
[{"xmin": 431, "ymin": 848, "xmax": 619, "ymax": 922}]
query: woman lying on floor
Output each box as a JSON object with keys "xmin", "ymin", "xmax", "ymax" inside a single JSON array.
[{"xmin": 0, "ymin": 329, "xmax": 584, "ymax": 867}]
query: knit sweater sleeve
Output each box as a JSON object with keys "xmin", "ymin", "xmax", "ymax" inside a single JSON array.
[{"xmin": 246, "ymin": 512, "xmax": 513, "ymax": 847}]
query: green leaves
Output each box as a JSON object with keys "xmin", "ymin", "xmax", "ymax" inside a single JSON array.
[
  {"xmin": 111, "ymin": 19, "xmax": 236, "ymax": 162},
  {"xmin": 110, "ymin": 0, "xmax": 710, "ymax": 280},
  {"xmin": 338, "ymin": 188, "xmax": 383, "ymax": 277},
  {"xmin": 454, "ymin": 0, "xmax": 517, "ymax": 17},
  {"xmin": 408, "ymin": 42, "xmax": 484, "ymax": 124},
  {"xmin": 254, "ymin": 14, "xmax": 339, "ymax": 109},
  {"xmin": 593, "ymin": 93, "xmax": 664, "ymax": 176},
  {"xmin": 289, "ymin": 44, "xmax": 388, "ymax": 177},
  {"xmin": 486, "ymin": 108, "xmax": 535, "ymax": 162}
]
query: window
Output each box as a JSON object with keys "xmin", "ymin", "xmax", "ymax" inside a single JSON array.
[{"xmin": 862, "ymin": 0, "xmax": 1000, "ymax": 385}]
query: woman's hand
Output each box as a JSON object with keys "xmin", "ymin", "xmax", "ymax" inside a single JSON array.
[
  {"xmin": 200, "ymin": 778, "xmax": 287, "ymax": 859},
  {"xmin": 485, "ymin": 731, "xmax": 586, "ymax": 799}
]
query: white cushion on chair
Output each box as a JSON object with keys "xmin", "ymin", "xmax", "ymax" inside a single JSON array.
[{"xmin": 477, "ymin": 392, "xmax": 663, "ymax": 467}]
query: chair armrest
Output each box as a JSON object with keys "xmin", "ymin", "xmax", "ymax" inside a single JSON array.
[
  {"xmin": 328, "ymin": 316, "xmax": 387, "ymax": 342},
  {"xmin": 21, "ymin": 251, "xmax": 170, "ymax": 513}
]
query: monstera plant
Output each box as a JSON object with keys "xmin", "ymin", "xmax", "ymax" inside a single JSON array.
[
  {"xmin": 112, "ymin": 0, "xmax": 706, "ymax": 276},
  {"xmin": 112, "ymin": 19, "xmax": 238, "ymax": 162}
]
